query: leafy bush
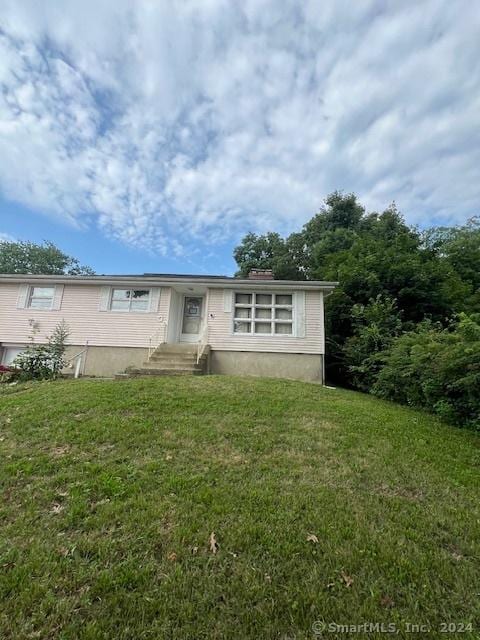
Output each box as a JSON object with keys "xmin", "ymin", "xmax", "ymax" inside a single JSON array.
[
  {"xmin": 373, "ymin": 314, "xmax": 480, "ymax": 429},
  {"xmin": 13, "ymin": 320, "xmax": 70, "ymax": 381},
  {"xmin": 343, "ymin": 295, "xmax": 402, "ymax": 391}
]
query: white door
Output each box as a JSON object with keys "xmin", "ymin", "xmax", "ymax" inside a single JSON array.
[{"xmin": 180, "ymin": 296, "xmax": 204, "ymax": 342}]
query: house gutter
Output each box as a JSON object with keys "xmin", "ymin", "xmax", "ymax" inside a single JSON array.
[{"xmin": 0, "ymin": 273, "xmax": 338, "ymax": 291}]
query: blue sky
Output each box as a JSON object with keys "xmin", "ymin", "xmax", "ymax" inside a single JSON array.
[{"xmin": 0, "ymin": 1, "xmax": 479, "ymax": 275}]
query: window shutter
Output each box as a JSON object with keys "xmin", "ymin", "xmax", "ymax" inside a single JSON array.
[
  {"xmin": 149, "ymin": 287, "xmax": 161, "ymax": 313},
  {"xmin": 223, "ymin": 289, "xmax": 233, "ymax": 312},
  {"xmin": 16, "ymin": 284, "xmax": 29, "ymax": 309},
  {"xmin": 294, "ymin": 291, "xmax": 306, "ymax": 338},
  {"xmin": 51, "ymin": 284, "xmax": 64, "ymax": 310},
  {"xmin": 99, "ymin": 286, "xmax": 111, "ymax": 311}
]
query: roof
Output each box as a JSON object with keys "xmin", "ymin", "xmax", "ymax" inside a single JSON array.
[{"xmin": 0, "ymin": 272, "xmax": 338, "ymax": 290}]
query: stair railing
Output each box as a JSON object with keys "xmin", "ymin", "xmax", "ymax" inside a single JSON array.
[
  {"xmin": 148, "ymin": 321, "xmax": 167, "ymax": 359},
  {"xmin": 64, "ymin": 340, "xmax": 89, "ymax": 378},
  {"xmin": 196, "ymin": 321, "xmax": 209, "ymax": 365}
]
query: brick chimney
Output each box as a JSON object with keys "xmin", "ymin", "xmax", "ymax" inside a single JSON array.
[{"xmin": 248, "ymin": 268, "xmax": 274, "ymax": 280}]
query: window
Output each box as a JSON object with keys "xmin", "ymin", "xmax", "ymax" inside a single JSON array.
[
  {"xmin": 1, "ymin": 346, "xmax": 25, "ymax": 365},
  {"xmin": 28, "ymin": 286, "xmax": 55, "ymax": 310},
  {"xmin": 233, "ymin": 292, "xmax": 293, "ymax": 335},
  {"xmin": 110, "ymin": 289, "xmax": 150, "ymax": 312}
]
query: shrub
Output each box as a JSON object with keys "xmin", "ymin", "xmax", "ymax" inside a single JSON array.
[
  {"xmin": 343, "ymin": 295, "xmax": 402, "ymax": 391},
  {"xmin": 373, "ymin": 314, "xmax": 480, "ymax": 429},
  {"xmin": 12, "ymin": 320, "xmax": 70, "ymax": 381}
]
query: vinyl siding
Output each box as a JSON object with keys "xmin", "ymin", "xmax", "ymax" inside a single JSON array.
[
  {"xmin": 0, "ymin": 283, "xmax": 170, "ymax": 348},
  {"xmin": 206, "ymin": 288, "xmax": 324, "ymax": 354}
]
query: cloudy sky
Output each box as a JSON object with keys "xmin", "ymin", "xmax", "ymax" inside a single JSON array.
[{"xmin": 0, "ymin": 1, "xmax": 479, "ymax": 274}]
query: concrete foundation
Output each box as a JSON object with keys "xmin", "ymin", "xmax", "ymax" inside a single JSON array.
[
  {"xmin": 63, "ymin": 345, "xmax": 149, "ymax": 378},
  {"xmin": 210, "ymin": 350, "xmax": 323, "ymax": 383},
  {"xmin": 61, "ymin": 345, "xmax": 323, "ymax": 382}
]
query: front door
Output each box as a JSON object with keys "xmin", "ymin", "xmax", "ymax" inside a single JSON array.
[{"xmin": 180, "ymin": 296, "xmax": 204, "ymax": 342}]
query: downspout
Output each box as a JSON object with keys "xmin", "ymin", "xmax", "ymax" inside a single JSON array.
[{"xmin": 321, "ymin": 290, "xmax": 335, "ymax": 385}]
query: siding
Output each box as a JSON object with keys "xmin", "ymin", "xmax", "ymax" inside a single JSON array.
[
  {"xmin": 0, "ymin": 283, "xmax": 170, "ymax": 348},
  {"xmin": 206, "ymin": 288, "xmax": 324, "ymax": 354}
]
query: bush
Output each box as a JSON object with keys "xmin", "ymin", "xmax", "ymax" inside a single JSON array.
[
  {"xmin": 343, "ymin": 295, "xmax": 402, "ymax": 391},
  {"xmin": 12, "ymin": 320, "xmax": 70, "ymax": 381},
  {"xmin": 373, "ymin": 314, "xmax": 480, "ymax": 429}
]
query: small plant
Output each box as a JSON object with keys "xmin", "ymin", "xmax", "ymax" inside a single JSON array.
[
  {"xmin": 12, "ymin": 320, "xmax": 70, "ymax": 381},
  {"xmin": 0, "ymin": 364, "xmax": 20, "ymax": 384}
]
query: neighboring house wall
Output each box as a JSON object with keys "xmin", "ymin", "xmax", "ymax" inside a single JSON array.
[{"xmin": 0, "ymin": 283, "xmax": 169, "ymax": 347}]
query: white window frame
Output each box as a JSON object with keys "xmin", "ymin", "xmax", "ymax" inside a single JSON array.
[
  {"xmin": 109, "ymin": 288, "xmax": 151, "ymax": 313},
  {"xmin": 1, "ymin": 344, "xmax": 26, "ymax": 365},
  {"xmin": 232, "ymin": 291, "xmax": 295, "ymax": 336},
  {"xmin": 27, "ymin": 285, "xmax": 55, "ymax": 310}
]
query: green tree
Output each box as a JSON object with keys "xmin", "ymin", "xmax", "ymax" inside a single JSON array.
[
  {"xmin": 0, "ymin": 241, "xmax": 94, "ymax": 275},
  {"xmin": 422, "ymin": 217, "xmax": 480, "ymax": 313},
  {"xmin": 233, "ymin": 232, "xmax": 304, "ymax": 280},
  {"xmin": 233, "ymin": 192, "xmax": 475, "ymax": 387}
]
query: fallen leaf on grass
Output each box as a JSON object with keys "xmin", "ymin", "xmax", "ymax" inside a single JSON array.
[
  {"xmin": 380, "ymin": 594, "xmax": 394, "ymax": 608},
  {"xmin": 191, "ymin": 546, "xmax": 199, "ymax": 555},
  {"xmin": 52, "ymin": 446, "xmax": 70, "ymax": 457},
  {"xmin": 50, "ymin": 503, "xmax": 64, "ymax": 514},
  {"xmin": 340, "ymin": 571, "xmax": 353, "ymax": 587},
  {"xmin": 307, "ymin": 533, "xmax": 319, "ymax": 543},
  {"xmin": 209, "ymin": 532, "xmax": 219, "ymax": 554},
  {"xmin": 165, "ymin": 454, "xmax": 173, "ymax": 461},
  {"xmin": 167, "ymin": 551, "xmax": 177, "ymax": 562}
]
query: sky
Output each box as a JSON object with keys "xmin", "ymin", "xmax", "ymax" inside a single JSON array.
[{"xmin": 0, "ymin": 1, "xmax": 479, "ymax": 276}]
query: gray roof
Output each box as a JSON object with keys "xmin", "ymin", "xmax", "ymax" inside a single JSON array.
[{"xmin": 0, "ymin": 272, "xmax": 338, "ymax": 290}]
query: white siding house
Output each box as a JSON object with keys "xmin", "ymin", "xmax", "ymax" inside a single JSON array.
[{"xmin": 0, "ymin": 271, "xmax": 337, "ymax": 382}]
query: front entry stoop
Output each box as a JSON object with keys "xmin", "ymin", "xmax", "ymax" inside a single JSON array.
[{"xmin": 116, "ymin": 343, "xmax": 210, "ymax": 378}]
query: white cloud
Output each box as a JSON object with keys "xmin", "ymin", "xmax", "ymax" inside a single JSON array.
[
  {"xmin": 0, "ymin": 232, "xmax": 15, "ymax": 242},
  {"xmin": 0, "ymin": 0, "xmax": 479, "ymax": 255}
]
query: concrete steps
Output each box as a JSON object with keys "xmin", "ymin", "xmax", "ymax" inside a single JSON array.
[
  {"xmin": 123, "ymin": 367, "xmax": 204, "ymax": 377},
  {"xmin": 116, "ymin": 343, "xmax": 210, "ymax": 379}
]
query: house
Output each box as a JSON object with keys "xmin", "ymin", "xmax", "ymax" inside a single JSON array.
[{"xmin": 0, "ymin": 270, "xmax": 337, "ymax": 382}]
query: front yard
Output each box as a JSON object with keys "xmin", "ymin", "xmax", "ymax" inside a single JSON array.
[{"xmin": 0, "ymin": 377, "xmax": 479, "ymax": 638}]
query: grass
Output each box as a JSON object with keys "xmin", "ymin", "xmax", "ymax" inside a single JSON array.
[{"xmin": 0, "ymin": 376, "xmax": 479, "ymax": 639}]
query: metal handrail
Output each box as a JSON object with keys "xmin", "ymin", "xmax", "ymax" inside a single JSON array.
[
  {"xmin": 196, "ymin": 322, "xmax": 209, "ymax": 364},
  {"xmin": 64, "ymin": 341, "xmax": 89, "ymax": 378},
  {"xmin": 148, "ymin": 321, "xmax": 167, "ymax": 358}
]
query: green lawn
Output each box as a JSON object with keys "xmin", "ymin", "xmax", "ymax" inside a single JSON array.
[{"xmin": 0, "ymin": 376, "xmax": 479, "ymax": 639}]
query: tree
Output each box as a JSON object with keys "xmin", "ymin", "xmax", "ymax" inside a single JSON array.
[
  {"xmin": 233, "ymin": 192, "xmax": 477, "ymax": 387},
  {"xmin": 233, "ymin": 232, "xmax": 304, "ymax": 280},
  {"xmin": 0, "ymin": 241, "xmax": 94, "ymax": 275},
  {"xmin": 422, "ymin": 218, "xmax": 480, "ymax": 313}
]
